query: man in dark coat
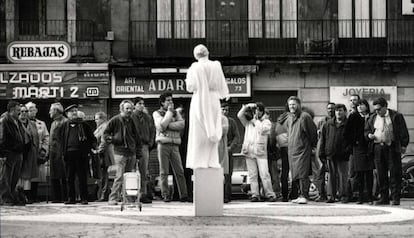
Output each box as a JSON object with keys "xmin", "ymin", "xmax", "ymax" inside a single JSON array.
[
  {"xmin": 314, "ymin": 102, "xmax": 335, "ymax": 202},
  {"xmin": 0, "ymin": 101, "xmax": 26, "ymax": 205},
  {"xmin": 60, "ymin": 104, "xmax": 96, "ymax": 205},
  {"xmin": 365, "ymin": 97, "xmax": 409, "ymax": 205},
  {"xmin": 286, "ymin": 96, "xmax": 317, "ymax": 204},
  {"xmin": 320, "ymin": 104, "xmax": 352, "ymax": 203},
  {"xmin": 132, "ymin": 97, "xmax": 156, "ymax": 204},
  {"xmin": 48, "ymin": 102, "xmax": 68, "ymax": 203}
]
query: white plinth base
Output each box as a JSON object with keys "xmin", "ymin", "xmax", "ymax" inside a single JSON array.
[{"xmin": 193, "ymin": 168, "xmax": 223, "ymax": 216}]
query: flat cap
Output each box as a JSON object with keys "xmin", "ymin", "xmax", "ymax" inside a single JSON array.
[{"xmin": 64, "ymin": 104, "xmax": 78, "ymax": 112}]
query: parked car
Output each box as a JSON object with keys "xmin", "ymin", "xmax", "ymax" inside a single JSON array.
[{"xmin": 401, "ymin": 153, "xmax": 414, "ymax": 198}]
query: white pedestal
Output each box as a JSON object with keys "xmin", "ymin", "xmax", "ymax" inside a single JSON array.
[{"xmin": 193, "ymin": 168, "xmax": 223, "ymax": 216}]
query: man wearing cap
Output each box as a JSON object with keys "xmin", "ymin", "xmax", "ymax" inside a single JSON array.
[{"xmin": 60, "ymin": 104, "xmax": 95, "ymax": 205}]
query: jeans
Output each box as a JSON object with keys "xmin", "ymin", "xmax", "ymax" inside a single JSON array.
[
  {"xmin": 245, "ymin": 155, "xmax": 275, "ymax": 199},
  {"xmin": 109, "ymin": 153, "xmax": 137, "ymax": 202},
  {"xmin": 138, "ymin": 144, "xmax": 149, "ymax": 197},
  {"xmin": 268, "ymin": 158, "xmax": 281, "ymax": 195},
  {"xmin": 0, "ymin": 152, "xmax": 23, "ymax": 202},
  {"xmin": 158, "ymin": 143, "xmax": 188, "ymax": 199},
  {"xmin": 327, "ymin": 159, "xmax": 349, "ymax": 199}
]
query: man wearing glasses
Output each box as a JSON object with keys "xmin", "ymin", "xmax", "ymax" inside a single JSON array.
[{"xmin": 365, "ymin": 97, "xmax": 410, "ymax": 205}]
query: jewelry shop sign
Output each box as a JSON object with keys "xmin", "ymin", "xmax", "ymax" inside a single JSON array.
[
  {"xmin": 0, "ymin": 71, "xmax": 109, "ymax": 99},
  {"xmin": 7, "ymin": 41, "xmax": 71, "ymax": 63},
  {"xmin": 330, "ymin": 86, "xmax": 397, "ymax": 110}
]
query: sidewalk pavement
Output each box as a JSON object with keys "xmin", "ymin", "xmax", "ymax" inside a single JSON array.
[{"xmin": 1, "ymin": 199, "xmax": 414, "ymax": 237}]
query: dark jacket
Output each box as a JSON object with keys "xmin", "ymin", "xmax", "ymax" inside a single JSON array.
[
  {"xmin": 131, "ymin": 110, "xmax": 155, "ymax": 148},
  {"xmin": 60, "ymin": 120, "xmax": 96, "ymax": 160},
  {"xmin": 0, "ymin": 114, "xmax": 25, "ymax": 157},
  {"xmin": 364, "ymin": 109, "xmax": 409, "ymax": 156},
  {"xmin": 103, "ymin": 114, "xmax": 141, "ymax": 156},
  {"xmin": 49, "ymin": 114, "xmax": 68, "ymax": 179},
  {"xmin": 319, "ymin": 117, "xmax": 351, "ymax": 161},
  {"xmin": 345, "ymin": 112, "xmax": 374, "ymax": 171},
  {"xmin": 227, "ymin": 116, "xmax": 240, "ymax": 153},
  {"xmin": 345, "ymin": 112, "xmax": 369, "ymax": 147}
]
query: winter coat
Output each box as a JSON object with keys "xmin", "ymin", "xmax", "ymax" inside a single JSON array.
[
  {"xmin": 95, "ymin": 122, "xmax": 114, "ymax": 167},
  {"xmin": 31, "ymin": 119, "xmax": 49, "ymax": 182},
  {"xmin": 218, "ymin": 115, "xmax": 229, "ymax": 174},
  {"xmin": 49, "ymin": 114, "xmax": 68, "ymax": 179},
  {"xmin": 0, "ymin": 114, "xmax": 25, "ymax": 158},
  {"xmin": 319, "ymin": 117, "xmax": 351, "ymax": 161},
  {"xmin": 131, "ymin": 110, "xmax": 156, "ymax": 148},
  {"xmin": 345, "ymin": 112, "xmax": 374, "ymax": 171},
  {"xmin": 60, "ymin": 120, "xmax": 96, "ymax": 161},
  {"xmin": 20, "ymin": 120, "xmax": 40, "ymax": 179},
  {"xmin": 287, "ymin": 111, "xmax": 317, "ymax": 180},
  {"xmin": 364, "ymin": 109, "xmax": 410, "ymax": 158}
]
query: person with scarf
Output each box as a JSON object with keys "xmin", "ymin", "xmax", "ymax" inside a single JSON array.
[{"xmin": 60, "ymin": 104, "xmax": 95, "ymax": 205}]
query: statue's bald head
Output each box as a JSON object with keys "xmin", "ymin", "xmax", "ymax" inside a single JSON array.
[{"xmin": 193, "ymin": 44, "xmax": 209, "ymax": 60}]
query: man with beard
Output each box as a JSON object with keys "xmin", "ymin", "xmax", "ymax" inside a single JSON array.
[
  {"xmin": 286, "ymin": 96, "xmax": 317, "ymax": 204},
  {"xmin": 103, "ymin": 100, "xmax": 141, "ymax": 205}
]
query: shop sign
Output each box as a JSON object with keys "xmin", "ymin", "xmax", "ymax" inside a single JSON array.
[
  {"xmin": 0, "ymin": 71, "xmax": 109, "ymax": 99},
  {"xmin": 7, "ymin": 41, "xmax": 71, "ymax": 63},
  {"xmin": 329, "ymin": 86, "xmax": 397, "ymax": 110},
  {"xmin": 112, "ymin": 70, "xmax": 251, "ymax": 98}
]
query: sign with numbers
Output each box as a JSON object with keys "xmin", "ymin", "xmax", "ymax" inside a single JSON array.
[
  {"xmin": 0, "ymin": 70, "xmax": 109, "ymax": 99},
  {"xmin": 112, "ymin": 68, "xmax": 251, "ymax": 98}
]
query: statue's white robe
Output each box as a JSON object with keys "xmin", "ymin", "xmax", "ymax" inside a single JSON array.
[{"xmin": 185, "ymin": 58, "xmax": 229, "ymax": 169}]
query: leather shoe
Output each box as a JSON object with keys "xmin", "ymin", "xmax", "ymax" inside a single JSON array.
[
  {"xmin": 251, "ymin": 197, "xmax": 259, "ymax": 202},
  {"xmin": 108, "ymin": 200, "xmax": 118, "ymax": 205},
  {"xmin": 163, "ymin": 197, "xmax": 171, "ymax": 203},
  {"xmin": 392, "ymin": 200, "xmax": 400, "ymax": 206},
  {"xmin": 140, "ymin": 197, "xmax": 152, "ymax": 204},
  {"xmin": 375, "ymin": 199, "xmax": 390, "ymax": 205},
  {"xmin": 64, "ymin": 200, "xmax": 76, "ymax": 205},
  {"xmin": 80, "ymin": 200, "xmax": 88, "ymax": 205}
]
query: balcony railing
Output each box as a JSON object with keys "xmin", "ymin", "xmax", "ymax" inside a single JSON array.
[
  {"xmin": 0, "ymin": 20, "xmax": 98, "ymax": 58},
  {"xmin": 130, "ymin": 19, "xmax": 414, "ymax": 58}
]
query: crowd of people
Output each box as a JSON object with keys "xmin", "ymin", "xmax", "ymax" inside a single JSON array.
[
  {"xmin": 0, "ymin": 93, "xmax": 410, "ymax": 207},
  {"xmin": 238, "ymin": 95, "xmax": 409, "ymax": 206}
]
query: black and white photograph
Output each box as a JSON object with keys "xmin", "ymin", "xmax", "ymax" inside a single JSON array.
[{"xmin": 0, "ymin": 0, "xmax": 413, "ymax": 237}]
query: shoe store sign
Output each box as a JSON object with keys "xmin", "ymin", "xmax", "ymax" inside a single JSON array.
[
  {"xmin": 7, "ymin": 41, "xmax": 71, "ymax": 63},
  {"xmin": 0, "ymin": 70, "xmax": 109, "ymax": 99},
  {"xmin": 330, "ymin": 86, "xmax": 397, "ymax": 110},
  {"xmin": 112, "ymin": 68, "xmax": 251, "ymax": 98}
]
